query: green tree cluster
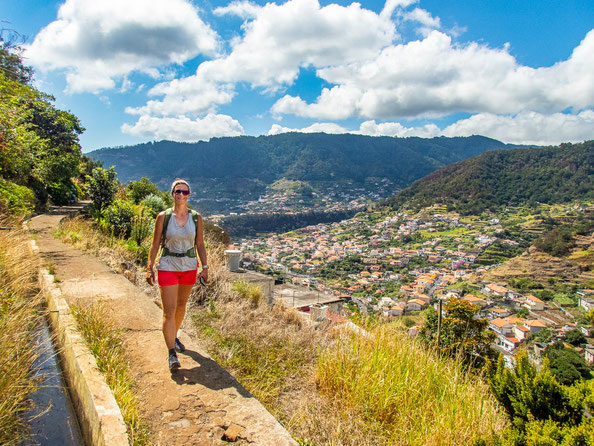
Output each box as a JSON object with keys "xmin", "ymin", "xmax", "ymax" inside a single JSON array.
[
  {"xmin": 486, "ymin": 351, "xmax": 593, "ymax": 445},
  {"xmin": 0, "ymin": 34, "xmax": 84, "ymax": 214}
]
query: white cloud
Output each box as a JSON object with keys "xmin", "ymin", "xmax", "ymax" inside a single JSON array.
[
  {"xmin": 273, "ymin": 29, "xmax": 594, "ymax": 120},
  {"xmin": 121, "ymin": 114, "xmax": 244, "ymax": 142},
  {"xmin": 133, "ymin": 0, "xmax": 397, "ymax": 117},
  {"xmin": 266, "ymin": 110, "xmax": 594, "ymax": 145},
  {"xmin": 357, "ymin": 120, "xmax": 441, "ymax": 138},
  {"xmin": 268, "ymin": 122, "xmax": 348, "ymax": 135},
  {"xmin": 402, "ymin": 8, "xmax": 441, "ymax": 36},
  {"xmin": 214, "ymin": 1, "xmax": 261, "ymax": 19},
  {"xmin": 25, "ymin": 0, "xmax": 219, "ymax": 93},
  {"xmin": 441, "ymin": 110, "xmax": 594, "ymax": 145}
]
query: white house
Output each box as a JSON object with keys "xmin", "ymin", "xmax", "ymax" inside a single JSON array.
[{"xmin": 524, "ymin": 294, "xmax": 545, "ymax": 311}]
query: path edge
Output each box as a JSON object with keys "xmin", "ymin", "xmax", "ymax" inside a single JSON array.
[{"xmin": 32, "ymin": 238, "xmax": 129, "ymax": 446}]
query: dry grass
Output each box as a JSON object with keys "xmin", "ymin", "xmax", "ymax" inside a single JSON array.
[
  {"xmin": 71, "ymin": 303, "xmax": 151, "ymax": 446},
  {"xmin": 0, "ymin": 217, "xmax": 43, "ymax": 445},
  {"xmin": 193, "ymin": 284, "xmax": 508, "ymax": 445}
]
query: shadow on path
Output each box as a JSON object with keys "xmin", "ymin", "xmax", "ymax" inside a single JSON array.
[{"xmin": 171, "ymin": 350, "xmax": 253, "ymax": 398}]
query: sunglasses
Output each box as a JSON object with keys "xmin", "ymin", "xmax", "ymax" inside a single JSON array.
[{"xmin": 174, "ymin": 189, "xmax": 190, "ymax": 196}]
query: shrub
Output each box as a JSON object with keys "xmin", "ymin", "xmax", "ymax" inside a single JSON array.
[
  {"xmin": 103, "ymin": 199, "xmax": 134, "ymax": 237},
  {"xmin": 127, "ymin": 177, "xmax": 160, "ymax": 204},
  {"xmin": 46, "ymin": 180, "xmax": 77, "ymax": 205},
  {"xmin": 86, "ymin": 167, "xmax": 118, "ymax": 218},
  {"xmin": 140, "ymin": 193, "xmax": 167, "ymax": 218},
  {"xmin": 130, "ymin": 212, "xmax": 153, "ymax": 246},
  {"xmin": 0, "ymin": 179, "xmax": 36, "ymax": 215}
]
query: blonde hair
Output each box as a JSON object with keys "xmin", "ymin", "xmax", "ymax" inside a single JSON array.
[{"xmin": 170, "ymin": 178, "xmax": 191, "ymax": 195}]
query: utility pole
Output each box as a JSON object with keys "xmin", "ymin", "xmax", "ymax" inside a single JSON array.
[{"xmin": 437, "ymin": 299, "xmax": 443, "ymax": 350}]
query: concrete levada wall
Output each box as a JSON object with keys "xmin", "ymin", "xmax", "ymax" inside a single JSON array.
[{"xmin": 32, "ymin": 240, "xmax": 128, "ymax": 446}]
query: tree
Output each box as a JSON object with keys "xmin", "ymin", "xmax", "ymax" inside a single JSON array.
[
  {"xmin": 486, "ymin": 351, "xmax": 586, "ymax": 433},
  {"xmin": 0, "ymin": 35, "xmax": 84, "ymax": 209},
  {"xmin": 86, "ymin": 167, "xmax": 119, "ymax": 218},
  {"xmin": 545, "ymin": 342, "xmax": 591, "ymax": 386},
  {"xmin": 421, "ymin": 298, "xmax": 495, "ymax": 367},
  {"xmin": 564, "ymin": 329, "xmax": 586, "ymax": 347},
  {"xmin": 127, "ymin": 176, "xmax": 162, "ymax": 204}
]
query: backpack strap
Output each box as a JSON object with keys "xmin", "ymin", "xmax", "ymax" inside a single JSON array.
[
  {"xmin": 161, "ymin": 208, "xmax": 173, "ymax": 248},
  {"xmin": 191, "ymin": 209, "xmax": 200, "ymax": 247}
]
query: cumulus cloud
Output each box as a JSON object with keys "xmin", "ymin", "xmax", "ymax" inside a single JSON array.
[
  {"xmin": 441, "ymin": 110, "xmax": 594, "ymax": 145},
  {"xmin": 268, "ymin": 122, "xmax": 348, "ymax": 135},
  {"xmin": 121, "ymin": 114, "xmax": 244, "ymax": 142},
  {"xmin": 25, "ymin": 0, "xmax": 219, "ymax": 93},
  {"xmin": 130, "ymin": 0, "xmax": 397, "ymax": 117},
  {"xmin": 266, "ymin": 110, "xmax": 594, "ymax": 145},
  {"xmin": 273, "ymin": 29, "xmax": 594, "ymax": 120}
]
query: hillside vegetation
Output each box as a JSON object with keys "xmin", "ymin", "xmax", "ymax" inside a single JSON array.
[
  {"xmin": 89, "ymin": 134, "xmax": 515, "ymax": 193},
  {"xmin": 384, "ymin": 141, "xmax": 594, "ymax": 215}
]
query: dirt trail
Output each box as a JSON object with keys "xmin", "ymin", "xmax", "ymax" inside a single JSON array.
[{"xmin": 29, "ymin": 207, "xmax": 296, "ymax": 446}]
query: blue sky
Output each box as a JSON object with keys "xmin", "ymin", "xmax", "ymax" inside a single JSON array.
[{"xmin": 2, "ymin": 0, "xmax": 593, "ymax": 151}]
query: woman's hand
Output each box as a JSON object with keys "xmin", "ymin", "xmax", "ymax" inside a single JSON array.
[
  {"xmin": 146, "ymin": 268, "xmax": 156, "ymax": 286},
  {"xmin": 199, "ymin": 267, "xmax": 208, "ymax": 284}
]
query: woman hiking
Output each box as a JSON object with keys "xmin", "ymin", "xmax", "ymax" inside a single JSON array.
[{"xmin": 146, "ymin": 179, "xmax": 208, "ymax": 372}]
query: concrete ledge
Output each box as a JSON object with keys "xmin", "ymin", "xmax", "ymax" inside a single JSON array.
[{"xmin": 34, "ymin": 240, "xmax": 128, "ymax": 446}]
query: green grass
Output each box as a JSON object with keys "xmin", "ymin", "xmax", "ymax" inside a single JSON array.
[
  {"xmin": 316, "ymin": 324, "xmax": 507, "ymax": 445},
  {"xmin": 71, "ymin": 304, "xmax": 151, "ymax": 446}
]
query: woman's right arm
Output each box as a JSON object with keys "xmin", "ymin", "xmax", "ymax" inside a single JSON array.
[{"xmin": 146, "ymin": 212, "xmax": 165, "ymax": 285}]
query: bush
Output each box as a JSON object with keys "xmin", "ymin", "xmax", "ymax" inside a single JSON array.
[
  {"xmin": 86, "ymin": 167, "xmax": 118, "ymax": 218},
  {"xmin": 46, "ymin": 180, "xmax": 77, "ymax": 205},
  {"xmin": 130, "ymin": 212, "xmax": 153, "ymax": 246},
  {"xmin": 140, "ymin": 193, "xmax": 167, "ymax": 218},
  {"xmin": 103, "ymin": 199, "xmax": 134, "ymax": 237},
  {"xmin": 0, "ymin": 179, "xmax": 36, "ymax": 215},
  {"xmin": 128, "ymin": 177, "xmax": 161, "ymax": 204}
]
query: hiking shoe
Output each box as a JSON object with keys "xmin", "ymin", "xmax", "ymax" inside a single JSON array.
[
  {"xmin": 168, "ymin": 352, "xmax": 181, "ymax": 372},
  {"xmin": 175, "ymin": 337, "xmax": 186, "ymax": 353}
]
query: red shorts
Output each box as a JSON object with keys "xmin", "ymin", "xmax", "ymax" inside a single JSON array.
[{"xmin": 157, "ymin": 269, "xmax": 198, "ymax": 287}]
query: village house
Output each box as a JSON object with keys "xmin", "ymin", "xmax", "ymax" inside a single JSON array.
[
  {"xmin": 489, "ymin": 318, "xmax": 515, "ymax": 336},
  {"xmin": 462, "ymin": 294, "xmax": 487, "ymax": 308},
  {"xmin": 407, "ymin": 299, "xmax": 428, "ymax": 311},
  {"xmin": 483, "ymin": 283, "xmax": 510, "ymax": 297},
  {"xmin": 524, "ymin": 294, "xmax": 545, "ymax": 311}
]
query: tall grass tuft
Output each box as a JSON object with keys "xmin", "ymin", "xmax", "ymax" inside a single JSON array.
[
  {"xmin": 71, "ymin": 303, "xmax": 151, "ymax": 446},
  {"xmin": 231, "ymin": 280, "xmax": 264, "ymax": 306},
  {"xmin": 316, "ymin": 323, "xmax": 508, "ymax": 445},
  {"xmin": 0, "ymin": 218, "xmax": 43, "ymax": 445}
]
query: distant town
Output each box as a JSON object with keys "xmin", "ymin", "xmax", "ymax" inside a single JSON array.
[{"xmin": 238, "ymin": 201, "xmax": 594, "ymax": 368}]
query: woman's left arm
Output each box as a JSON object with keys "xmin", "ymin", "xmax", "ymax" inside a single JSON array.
[{"xmin": 196, "ymin": 214, "xmax": 208, "ymax": 281}]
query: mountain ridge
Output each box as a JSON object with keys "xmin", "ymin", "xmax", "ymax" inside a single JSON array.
[{"xmin": 89, "ymin": 133, "xmax": 518, "ymax": 192}]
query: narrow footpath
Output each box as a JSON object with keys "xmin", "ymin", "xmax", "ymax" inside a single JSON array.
[{"xmin": 29, "ymin": 207, "xmax": 297, "ymax": 446}]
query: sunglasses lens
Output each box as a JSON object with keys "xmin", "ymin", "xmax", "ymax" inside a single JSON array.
[{"xmin": 175, "ymin": 190, "xmax": 189, "ymax": 195}]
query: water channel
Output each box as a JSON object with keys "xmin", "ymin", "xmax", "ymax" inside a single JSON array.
[{"xmin": 23, "ymin": 319, "xmax": 84, "ymax": 446}]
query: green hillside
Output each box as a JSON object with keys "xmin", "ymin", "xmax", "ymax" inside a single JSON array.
[
  {"xmin": 89, "ymin": 134, "xmax": 515, "ymax": 192},
  {"xmin": 384, "ymin": 141, "xmax": 594, "ymax": 214}
]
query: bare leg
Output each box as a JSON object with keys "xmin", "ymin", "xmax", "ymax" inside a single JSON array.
[
  {"xmin": 175, "ymin": 284, "xmax": 194, "ymax": 334},
  {"xmin": 160, "ymin": 285, "xmax": 179, "ymax": 350}
]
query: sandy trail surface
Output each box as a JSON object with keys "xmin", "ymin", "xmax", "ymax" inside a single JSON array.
[{"xmin": 29, "ymin": 206, "xmax": 296, "ymax": 446}]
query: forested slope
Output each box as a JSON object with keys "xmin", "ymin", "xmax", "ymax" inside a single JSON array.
[
  {"xmin": 384, "ymin": 141, "xmax": 594, "ymax": 214},
  {"xmin": 90, "ymin": 134, "xmax": 516, "ymax": 188}
]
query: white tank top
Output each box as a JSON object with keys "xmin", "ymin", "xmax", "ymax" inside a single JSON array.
[{"xmin": 157, "ymin": 212, "xmax": 198, "ymax": 272}]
